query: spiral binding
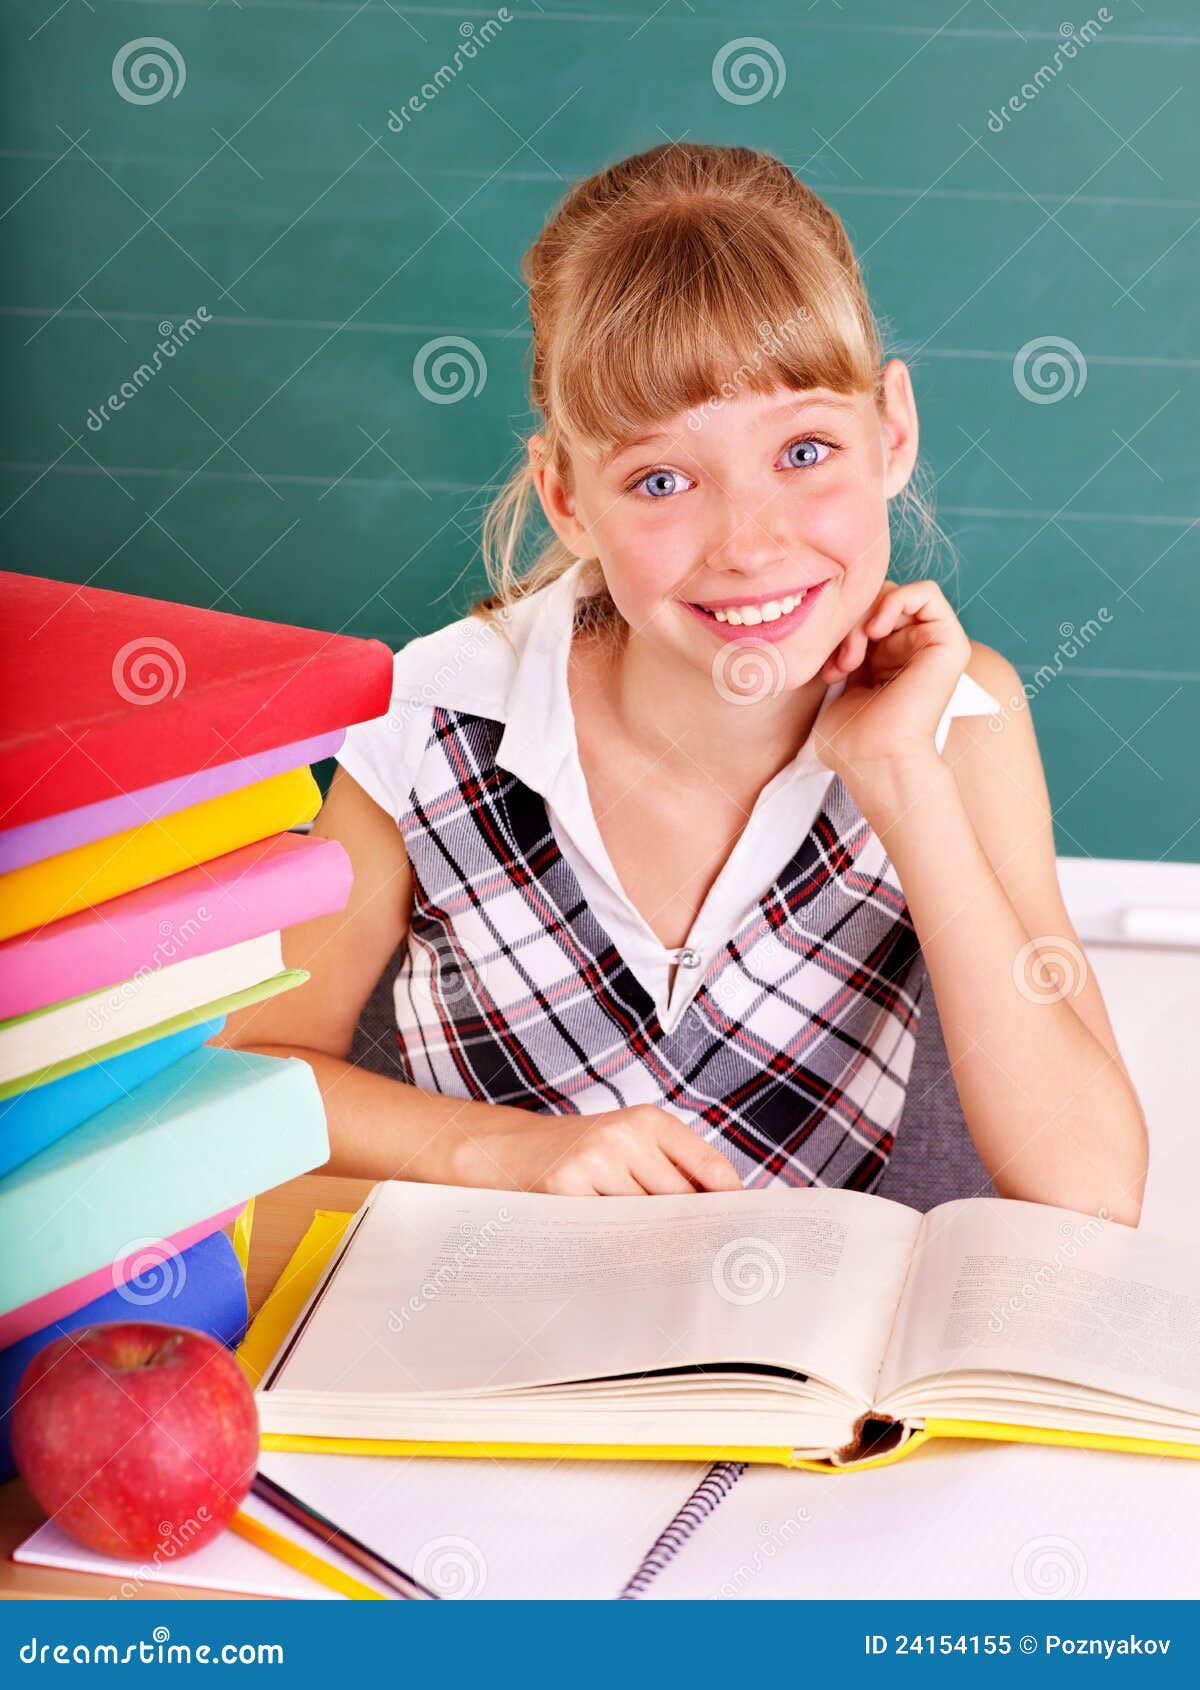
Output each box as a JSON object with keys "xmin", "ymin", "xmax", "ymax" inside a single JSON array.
[{"xmin": 618, "ymin": 1462, "xmax": 747, "ymax": 1599}]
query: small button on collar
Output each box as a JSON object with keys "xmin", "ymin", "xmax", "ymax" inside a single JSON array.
[{"xmin": 673, "ymin": 947, "xmax": 702, "ymax": 969}]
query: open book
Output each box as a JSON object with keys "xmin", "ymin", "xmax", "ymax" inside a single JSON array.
[{"xmin": 257, "ymin": 1182, "xmax": 1200, "ymax": 1471}]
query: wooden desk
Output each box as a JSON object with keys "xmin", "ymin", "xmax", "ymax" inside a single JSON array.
[{"xmin": 0, "ymin": 1172, "xmax": 371, "ymax": 1602}]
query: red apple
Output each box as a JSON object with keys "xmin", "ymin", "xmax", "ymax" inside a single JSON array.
[{"xmin": 12, "ymin": 1321, "xmax": 258, "ymax": 1560}]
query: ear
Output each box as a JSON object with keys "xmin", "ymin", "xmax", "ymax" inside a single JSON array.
[
  {"xmin": 878, "ymin": 360, "xmax": 920, "ymax": 500},
  {"xmin": 527, "ymin": 432, "xmax": 594, "ymax": 560}
]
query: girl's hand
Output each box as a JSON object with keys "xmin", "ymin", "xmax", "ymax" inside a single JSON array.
[
  {"xmin": 449, "ymin": 1104, "xmax": 743, "ymax": 1196},
  {"xmin": 813, "ymin": 578, "xmax": 972, "ymax": 789}
]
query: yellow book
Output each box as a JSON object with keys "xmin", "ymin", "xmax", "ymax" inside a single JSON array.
[
  {"xmin": 0, "ymin": 766, "xmax": 320, "ymax": 941},
  {"xmin": 255, "ymin": 1182, "xmax": 1200, "ymax": 1474}
]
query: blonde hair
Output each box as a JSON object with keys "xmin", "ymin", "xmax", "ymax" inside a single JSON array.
[{"xmin": 471, "ymin": 141, "xmax": 953, "ymax": 639}]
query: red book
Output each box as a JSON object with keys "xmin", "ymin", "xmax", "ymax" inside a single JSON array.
[{"xmin": 0, "ymin": 573, "xmax": 394, "ymax": 828}]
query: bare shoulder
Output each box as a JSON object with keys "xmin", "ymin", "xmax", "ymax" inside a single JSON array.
[{"xmin": 962, "ymin": 637, "xmax": 1020, "ymax": 705}]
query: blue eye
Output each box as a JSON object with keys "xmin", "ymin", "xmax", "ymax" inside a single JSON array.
[
  {"xmin": 782, "ymin": 438, "xmax": 832, "ymax": 469},
  {"xmin": 627, "ymin": 439, "xmax": 835, "ymax": 499},
  {"xmin": 636, "ymin": 468, "xmax": 691, "ymax": 498}
]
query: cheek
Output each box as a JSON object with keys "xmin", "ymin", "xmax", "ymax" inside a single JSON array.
[
  {"xmin": 592, "ymin": 500, "xmax": 698, "ymax": 612},
  {"xmin": 805, "ymin": 477, "xmax": 887, "ymax": 567},
  {"xmin": 807, "ymin": 482, "xmax": 891, "ymax": 609}
]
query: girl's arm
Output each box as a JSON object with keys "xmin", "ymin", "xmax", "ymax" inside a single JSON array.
[
  {"xmin": 211, "ymin": 764, "xmax": 484, "ymax": 1182},
  {"xmin": 213, "ymin": 768, "xmax": 739, "ymax": 1194},
  {"xmin": 852, "ymin": 644, "xmax": 1148, "ymax": 1226}
]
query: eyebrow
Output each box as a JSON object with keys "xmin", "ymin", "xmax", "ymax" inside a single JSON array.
[{"xmin": 601, "ymin": 393, "xmax": 859, "ymax": 468}]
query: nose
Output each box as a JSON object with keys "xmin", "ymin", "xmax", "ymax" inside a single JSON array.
[{"xmin": 706, "ymin": 486, "xmax": 793, "ymax": 578}]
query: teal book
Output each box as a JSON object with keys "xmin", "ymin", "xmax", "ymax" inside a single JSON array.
[{"xmin": 0, "ymin": 1044, "xmax": 328, "ymax": 1320}]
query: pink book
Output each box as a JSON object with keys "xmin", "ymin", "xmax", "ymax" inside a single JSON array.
[
  {"xmin": 0, "ymin": 830, "xmax": 352, "ymax": 1020},
  {"xmin": 0, "ymin": 1204, "xmax": 245, "ymax": 1349}
]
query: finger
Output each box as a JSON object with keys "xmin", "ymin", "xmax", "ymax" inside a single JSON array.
[
  {"xmin": 592, "ymin": 1167, "xmax": 650, "ymax": 1196},
  {"xmin": 838, "ymin": 627, "xmax": 869, "ymax": 674},
  {"xmin": 630, "ymin": 1149, "xmax": 700, "ymax": 1196},
  {"xmin": 821, "ymin": 624, "xmax": 868, "ymax": 681},
  {"xmin": 658, "ymin": 1122, "xmax": 743, "ymax": 1192},
  {"xmin": 865, "ymin": 580, "xmax": 947, "ymax": 637},
  {"xmin": 863, "ymin": 622, "xmax": 929, "ymax": 675}
]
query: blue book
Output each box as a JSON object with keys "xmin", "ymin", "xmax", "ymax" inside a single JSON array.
[
  {"xmin": 0, "ymin": 1228, "xmax": 249, "ymax": 1482},
  {"xmin": 0, "ymin": 1017, "xmax": 225, "ymax": 1180}
]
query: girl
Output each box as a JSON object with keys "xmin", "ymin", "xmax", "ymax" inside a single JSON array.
[{"xmin": 218, "ymin": 143, "xmax": 1146, "ymax": 1222}]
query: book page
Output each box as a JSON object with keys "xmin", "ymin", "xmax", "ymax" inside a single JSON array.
[
  {"xmin": 877, "ymin": 1198, "xmax": 1200, "ymax": 1417},
  {"xmin": 269, "ymin": 1181, "xmax": 922, "ymax": 1408}
]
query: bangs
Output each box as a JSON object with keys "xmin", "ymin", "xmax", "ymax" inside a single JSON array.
[{"xmin": 548, "ymin": 198, "xmax": 881, "ymax": 455}]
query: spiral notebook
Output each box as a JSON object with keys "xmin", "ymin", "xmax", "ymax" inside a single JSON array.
[{"xmin": 14, "ymin": 1451, "xmax": 747, "ymax": 1601}]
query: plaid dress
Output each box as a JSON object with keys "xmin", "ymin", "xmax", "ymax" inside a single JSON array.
[{"xmin": 388, "ymin": 705, "xmax": 928, "ymax": 1193}]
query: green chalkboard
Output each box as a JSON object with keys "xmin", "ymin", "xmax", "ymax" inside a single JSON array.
[{"xmin": 2, "ymin": 2, "xmax": 1197, "ymax": 858}]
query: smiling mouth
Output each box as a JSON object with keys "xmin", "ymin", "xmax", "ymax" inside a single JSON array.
[{"xmin": 688, "ymin": 582, "xmax": 830, "ymax": 626}]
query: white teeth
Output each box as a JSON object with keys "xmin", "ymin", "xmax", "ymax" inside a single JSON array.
[{"xmin": 712, "ymin": 591, "xmax": 804, "ymax": 625}]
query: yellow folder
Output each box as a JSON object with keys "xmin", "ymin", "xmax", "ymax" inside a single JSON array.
[
  {"xmin": 248, "ymin": 1210, "xmax": 1200, "ymax": 1475},
  {"xmin": 0, "ymin": 767, "xmax": 321, "ymax": 941}
]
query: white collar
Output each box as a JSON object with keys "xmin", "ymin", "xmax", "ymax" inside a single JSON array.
[
  {"xmin": 394, "ymin": 557, "xmax": 1001, "ymax": 802},
  {"xmin": 493, "ymin": 559, "xmax": 1001, "ymax": 795},
  {"xmin": 494, "ymin": 558, "xmax": 851, "ymax": 804}
]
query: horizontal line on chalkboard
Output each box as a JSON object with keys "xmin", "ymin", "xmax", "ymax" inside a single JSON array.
[
  {"xmin": 0, "ymin": 306, "xmax": 529, "ymax": 342},
  {"xmin": 939, "ymin": 505, "xmax": 1199, "ymax": 528},
  {"xmin": 2, "ymin": 459, "xmax": 1197, "ymax": 527},
  {"xmin": 3, "ymin": 150, "xmax": 1198, "ymax": 214},
  {"xmin": 113, "ymin": 0, "xmax": 1200, "ymax": 50},
  {"xmin": 1012, "ymin": 665, "xmax": 1200, "ymax": 684},
  {"xmin": 3, "ymin": 308, "xmax": 1200, "ymax": 371}
]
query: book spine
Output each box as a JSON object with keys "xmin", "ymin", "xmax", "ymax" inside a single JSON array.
[
  {"xmin": 0, "ymin": 833, "xmax": 350, "ymax": 1021},
  {"xmin": 618, "ymin": 1462, "xmax": 747, "ymax": 1599},
  {"xmin": 2, "ymin": 635, "xmax": 390, "ymax": 829}
]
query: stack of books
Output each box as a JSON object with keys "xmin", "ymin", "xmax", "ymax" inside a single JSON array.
[{"xmin": 0, "ymin": 571, "xmax": 394, "ymax": 1477}]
